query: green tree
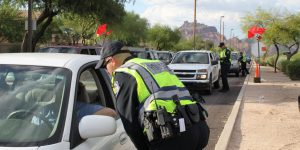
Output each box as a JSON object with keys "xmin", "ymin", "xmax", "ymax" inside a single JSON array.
[
  {"xmin": 109, "ymin": 11, "xmax": 149, "ymax": 46},
  {"xmin": 241, "ymin": 8, "xmax": 283, "ymax": 72},
  {"xmin": 12, "ymin": 0, "xmax": 129, "ymax": 52},
  {"xmin": 173, "ymin": 36, "xmax": 213, "ymax": 51},
  {"xmin": 60, "ymin": 13, "xmax": 98, "ymax": 45},
  {"xmin": 0, "ymin": 0, "xmax": 24, "ymax": 43},
  {"xmin": 278, "ymin": 14, "xmax": 300, "ymax": 61},
  {"xmin": 147, "ymin": 24, "xmax": 181, "ymax": 50}
]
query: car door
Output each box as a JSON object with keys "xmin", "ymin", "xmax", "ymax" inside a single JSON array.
[
  {"xmin": 71, "ymin": 64, "xmax": 135, "ymax": 150},
  {"xmin": 209, "ymin": 53, "xmax": 217, "ymax": 81}
]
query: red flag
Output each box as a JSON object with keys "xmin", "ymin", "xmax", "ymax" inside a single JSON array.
[
  {"xmin": 248, "ymin": 31, "xmax": 255, "ymax": 39},
  {"xmin": 256, "ymin": 27, "xmax": 266, "ymax": 35},
  {"xmin": 247, "ymin": 26, "xmax": 266, "ymax": 39},
  {"xmin": 96, "ymin": 24, "xmax": 107, "ymax": 37},
  {"xmin": 106, "ymin": 30, "xmax": 112, "ymax": 36}
]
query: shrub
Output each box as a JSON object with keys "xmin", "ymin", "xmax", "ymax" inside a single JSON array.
[
  {"xmin": 287, "ymin": 59, "xmax": 300, "ymax": 80},
  {"xmin": 267, "ymin": 56, "xmax": 275, "ymax": 66},
  {"xmin": 280, "ymin": 60, "xmax": 289, "ymax": 74}
]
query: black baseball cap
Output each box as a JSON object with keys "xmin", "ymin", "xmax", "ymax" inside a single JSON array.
[
  {"xmin": 95, "ymin": 41, "xmax": 130, "ymax": 69},
  {"xmin": 218, "ymin": 42, "xmax": 225, "ymax": 47}
]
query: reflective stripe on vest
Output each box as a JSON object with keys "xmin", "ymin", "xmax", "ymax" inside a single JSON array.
[{"xmin": 120, "ymin": 62, "xmax": 160, "ymax": 93}]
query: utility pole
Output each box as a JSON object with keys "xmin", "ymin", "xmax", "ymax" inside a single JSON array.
[
  {"xmin": 232, "ymin": 33, "xmax": 235, "ymax": 50},
  {"xmin": 222, "ymin": 21, "xmax": 225, "ymax": 42},
  {"xmin": 219, "ymin": 16, "xmax": 224, "ymax": 43},
  {"xmin": 193, "ymin": 0, "xmax": 197, "ymax": 50},
  {"xmin": 28, "ymin": 0, "xmax": 33, "ymax": 52},
  {"xmin": 230, "ymin": 28, "xmax": 233, "ymax": 48}
]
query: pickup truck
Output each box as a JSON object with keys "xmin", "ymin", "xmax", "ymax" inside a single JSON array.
[{"xmin": 168, "ymin": 50, "xmax": 220, "ymax": 94}]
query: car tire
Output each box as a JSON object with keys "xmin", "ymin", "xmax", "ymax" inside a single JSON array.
[
  {"xmin": 213, "ymin": 76, "xmax": 220, "ymax": 89},
  {"xmin": 235, "ymin": 71, "xmax": 239, "ymax": 77},
  {"xmin": 206, "ymin": 76, "xmax": 213, "ymax": 95}
]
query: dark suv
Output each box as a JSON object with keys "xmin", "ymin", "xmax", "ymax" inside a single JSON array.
[
  {"xmin": 38, "ymin": 45, "xmax": 102, "ymax": 55},
  {"xmin": 129, "ymin": 48, "xmax": 159, "ymax": 60}
]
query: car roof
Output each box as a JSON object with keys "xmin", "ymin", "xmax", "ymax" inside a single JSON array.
[
  {"xmin": 0, "ymin": 53, "xmax": 100, "ymax": 69},
  {"xmin": 40, "ymin": 45, "xmax": 102, "ymax": 48},
  {"xmin": 156, "ymin": 51, "xmax": 171, "ymax": 53},
  {"xmin": 178, "ymin": 50, "xmax": 211, "ymax": 53}
]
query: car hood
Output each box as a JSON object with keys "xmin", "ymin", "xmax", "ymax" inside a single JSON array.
[{"xmin": 168, "ymin": 64, "xmax": 210, "ymax": 70}]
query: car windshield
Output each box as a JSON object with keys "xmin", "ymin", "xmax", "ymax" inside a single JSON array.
[
  {"xmin": 0, "ymin": 65, "xmax": 71, "ymax": 146},
  {"xmin": 157, "ymin": 52, "xmax": 171, "ymax": 61},
  {"xmin": 172, "ymin": 52, "xmax": 209, "ymax": 64},
  {"xmin": 39, "ymin": 47, "xmax": 77, "ymax": 54},
  {"xmin": 231, "ymin": 53, "xmax": 238, "ymax": 60},
  {"xmin": 131, "ymin": 51, "xmax": 152, "ymax": 59}
]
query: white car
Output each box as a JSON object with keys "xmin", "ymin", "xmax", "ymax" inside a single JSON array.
[
  {"xmin": 168, "ymin": 50, "xmax": 220, "ymax": 94},
  {"xmin": 0, "ymin": 53, "xmax": 136, "ymax": 150}
]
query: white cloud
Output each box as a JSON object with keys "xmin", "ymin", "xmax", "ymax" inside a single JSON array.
[{"xmin": 131, "ymin": 0, "xmax": 300, "ymax": 38}]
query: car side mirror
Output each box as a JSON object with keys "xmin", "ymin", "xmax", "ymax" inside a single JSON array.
[
  {"xmin": 211, "ymin": 60, "xmax": 218, "ymax": 65},
  {"xmin": 79, "ymin": 115, "xmax": 117, "ymax": 139}
]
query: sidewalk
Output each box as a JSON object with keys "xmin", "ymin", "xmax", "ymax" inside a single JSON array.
[{"xmin": 227, "ymin": 65, "xmax": 300, "ymax": 150}]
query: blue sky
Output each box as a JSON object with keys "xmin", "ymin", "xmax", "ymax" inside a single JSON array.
[{"xmin": 125, "ymin": 0, "xmax": 300, "ymax": 39}]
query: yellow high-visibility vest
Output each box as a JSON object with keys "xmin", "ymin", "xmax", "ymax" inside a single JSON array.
[{"xmin": 112, "ymin": 58, "xmax": 195, "ymax": 115}]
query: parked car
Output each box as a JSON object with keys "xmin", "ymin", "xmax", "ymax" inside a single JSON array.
[
  {"xmin": 38, "ymin": 45, "xmax": 102, "ymax": 55},
  {"xmin": 229, "ymin": 51, "xmax": 240, "ymax": 77},
  {"xmin": 128, "ymin": 48, "xmax": 159, "ymax": 60},
  {"xmin": 168, "ymin": 50, "xmax": 220, "ymax": 94},
  {"xmin": 156, "ymin": 51, "xmax": 173, "ymax": 64},
  {"xmin": 0, "ymin": 53, "xmax": 135, "ymax": 149}
]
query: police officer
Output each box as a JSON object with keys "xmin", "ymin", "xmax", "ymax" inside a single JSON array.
[
  {"xmin": 239, "ymin": 51, "xmax": 249, "ymax": 76},
  {"xmin": 218, "ymin": 42, "xmax": 231, "ymax": 92},
  {"xmin": 95, "ymin": 41, "xmax": 210, "ymax": 150}
]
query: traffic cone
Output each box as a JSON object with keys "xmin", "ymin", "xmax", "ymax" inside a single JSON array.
[
  {"xmin": 254, "ymin": 63, "xmax": 261, "ymax": 83},
  {"xmin": 255, "ymin": 63, "xmax": 259, "ymax": 77}
]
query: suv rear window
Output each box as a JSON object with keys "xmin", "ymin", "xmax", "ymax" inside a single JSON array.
[{"xmin": 39, "ymin": 47, "xmax": 77, "ymax": 53}]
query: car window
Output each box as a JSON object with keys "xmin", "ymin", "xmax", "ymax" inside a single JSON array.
[
  {"xmin": 0, "ymin": 65, "xmax": 70, "ymax": 145},
  {"xmin": 231, "ymin": 53, "xmax": 238, "ymax": 60},
  {"xmin": 80, "ymin": 49, "xmax": 89, "ymax": 55},
  {"xmin": 158, "ymin": 52, "xmax": 171, "ymax": 60},
  {"xmin": 39, "ymin": 47, "xmax": 77, "ymax": 54},
  {"xmin": 131, "ymin": 51, "xmax": 149, "ymax": 59},
  {"xmin": 172, "ymin": 52, "xmax": 209, "ymax": 64},
  {"xmin": 70, "ymin": 67, "xmax": 109, "ymax": 148},
  {"xmin": 89, "ymin": 49, "xmax": 97, "ymax": 55}
]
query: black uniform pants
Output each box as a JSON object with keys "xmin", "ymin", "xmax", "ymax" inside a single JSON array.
[
  {"xmin": 221, "ymin": 64, "xmax": 230, "ymax": 90},
  {"xmin": 149, "ymin": 120, "xmax": 210, "ymax": 150},
  {"xmin": 241, "ymin": 62, "xmax": 249, "ymax": 75}
]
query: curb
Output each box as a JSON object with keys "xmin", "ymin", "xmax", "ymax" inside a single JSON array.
[{"xmin": 214, "ymin": 64, "xmax": 252, "ymax": 150}]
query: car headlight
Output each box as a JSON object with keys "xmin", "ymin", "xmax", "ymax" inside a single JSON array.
[{"xmin": 196, "ymin": 74, "xmax": 207, "ymax": 80}]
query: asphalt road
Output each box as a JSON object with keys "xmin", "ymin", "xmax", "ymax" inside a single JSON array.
[{"xmin": 191, "ymin": 74, "xmax": 246, "ymax": 150}]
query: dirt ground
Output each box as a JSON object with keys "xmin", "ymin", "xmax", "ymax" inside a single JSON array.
[{"xmin": 227, "ymin": 66, "xmax": 300, "ymax": 150}]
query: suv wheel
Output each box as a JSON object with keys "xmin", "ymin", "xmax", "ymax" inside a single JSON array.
[
  {"xmin": 206, "ymin": 76, "xmax": 213, "ymax": 95},
  {"xmin": 213, "ymin": 76, "xmax": 220, "ymax": 89},
  {"xmin": 235, "ymin": 71, "xmax": 239, "ymax": 77}
]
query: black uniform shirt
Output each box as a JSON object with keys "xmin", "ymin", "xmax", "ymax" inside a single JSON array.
[{"xmin": 114, "ymin": 58, "xmax": 150, "ymax": 150}]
